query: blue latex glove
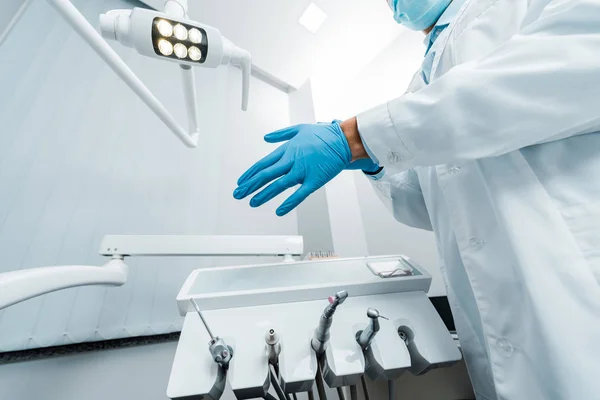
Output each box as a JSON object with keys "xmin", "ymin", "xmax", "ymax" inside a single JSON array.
[
  {"xmin": 234, "ymin": 122, "xmax": 356, "ymax": 216},
  {"xmin": 346, "ymin": 158, "xmax": 381, "ymax": 172}
]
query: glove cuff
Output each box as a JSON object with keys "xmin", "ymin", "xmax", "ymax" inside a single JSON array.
[{"xmin": 363, "ymin": 166, "xmax": 384, "ymax": 175}]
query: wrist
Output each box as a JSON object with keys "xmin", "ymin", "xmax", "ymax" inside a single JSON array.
[{"xmin": 340, "ymin": 117, "xmax": 368, "ymax": 161}]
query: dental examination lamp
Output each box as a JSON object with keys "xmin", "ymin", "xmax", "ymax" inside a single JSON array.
[
  {"xmin": 44, "ymin": 0, "xmax": 251, "ymax": 148},
  {"xmin": 98, "ymin": 3, "xmax": 251, "ymax": 111}
]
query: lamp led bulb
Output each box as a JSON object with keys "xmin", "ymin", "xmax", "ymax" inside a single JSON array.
[
  {"xmin": 188, "ymin": 28, "xmax": 203, "ymax": 44},
  {"xmin": 188, "ymin": 46, "xmax": 202, "ymax": 61},
  {"xmin": 157, "ymin": 20, "xmax": 173, "ymax": 37},
  {"xmin": 157, "ymin": 39, "xmax": 173, "ymax": 56},
  {"xmin": 174, "ymin": 43, "xmax": 188, "ymax": 59},
  {"xmin": 173, "ymin": 24, "xmax": 188, "ymax": 41}
]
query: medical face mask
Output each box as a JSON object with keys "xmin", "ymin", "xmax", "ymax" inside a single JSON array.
[{"xmin": 387, "ymin": 0, "xmax": 452, "ymax": 31}]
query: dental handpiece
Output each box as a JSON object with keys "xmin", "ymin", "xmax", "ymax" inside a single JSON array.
[
  {"xmin": 356, "ymin": 308, "xmax": 388, "ymax": 350},
  {"xmin": 191, "ymin": 298, "xmax": 215, "ymax": 340},
  {"xmin": 265, "ymin": 328, "xmax": 281, "ymax": 365},
  {"xmin": 311, "ymin": 290, "xmax": 348, "ymax": 356},
  {"xmin": 191, "ymin": 299, "xmax": 233, "ymax": 369}
]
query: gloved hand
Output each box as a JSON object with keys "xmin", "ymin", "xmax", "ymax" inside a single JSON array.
[
  {"xmin": 346, "ymin": 158, "xmax": 381, "ymax": 173},
  {"xmin": 250, "ymin": 121, "xmax": 380, "ymax": 172},
  {"xmin": 234, "ymin": 121, "xmax": 357, "ymax": 216}
]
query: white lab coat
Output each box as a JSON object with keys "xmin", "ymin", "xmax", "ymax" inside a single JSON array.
[{"xmin": 356, "ymin": 0, "xmax": 600, "ymax": 399}]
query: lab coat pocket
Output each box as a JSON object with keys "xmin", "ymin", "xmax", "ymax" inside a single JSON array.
[{"xmin": 560, "ymin": 201, "xmax": 600, "ymax": 285}]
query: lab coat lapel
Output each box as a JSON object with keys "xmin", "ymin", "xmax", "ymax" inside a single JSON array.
[
  {"xmin": 406, "ymin": 71, "xmax": 426, "ymax": 94},
  {"xmin": 429, "ymin": 0, "xmax": 497, "ymax": 80}
]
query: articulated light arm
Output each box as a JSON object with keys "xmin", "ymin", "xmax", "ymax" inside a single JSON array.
[
  {"xmin": 163, "ymin": 0, "xmax": 249, "ymax": 127},
  {"xmin": 166, "ymin": 0, "xmax": 251, "ymax": 112},
  {"xmin": 164, "ymin": 0, "xmax": 188, "ymax": 17},
  {"xmin": 48, "ymin": 0, "xmax": 197, "ymax": 147},
  {"xmin": 47, "ymin": 0, "xmax": 251, "ymax": 148},
  {"xmin": 221, "ymin": 37, "xmax": 251, "ymax": 111},
  {"xmin": 0, "ymin": 235, "xmax": 303, "ymax": 311},
  {"xmin": 0, "ymin": 257, "xmax": 128, "ymax": 311}
]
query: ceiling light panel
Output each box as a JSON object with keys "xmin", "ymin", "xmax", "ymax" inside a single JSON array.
[{"xmin": 299, "ymin": 3, "xmax": 327, "ymax": 34}]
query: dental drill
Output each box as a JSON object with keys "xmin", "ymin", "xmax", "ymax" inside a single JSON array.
[
  {"xmin": 266, "ymin": 328, "xmax": 306, "ymax": 400},
  {"xmin": 191, "ymin": 299, "xmax": 233, "ymax": 369},
  {"xmin": 311, "ymin": 290, "xmax": 348, "ymax": 356},
  {"xmin": 356, "ymin": 309, "xmax": 388, "ymax": 351},
  {"xmin": 265, "ymin": 328, "xmax": 282, "ymax": 369},
  {"xmin": 265, "ymin": 328, "xmax": 288, "ymax": 400},
  {"xmin": 310, "ymin": 290, "xmax": 348, "ymax": 400},
  {"xmin": 356, "ymin": 309, "xmax": 389, "ymax": 400}
]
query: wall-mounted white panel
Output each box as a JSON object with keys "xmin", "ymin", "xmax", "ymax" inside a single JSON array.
[{"xmin": 0, "ymin": 0, "xmax": 296, "ymax": 351}]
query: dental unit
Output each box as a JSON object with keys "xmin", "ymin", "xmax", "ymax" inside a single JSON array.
[
  {"xmin": 168, "ymin": 255, "xmax": 463, "ymax": 400},
  {"xmin": 0, "ymin": 235, "xmax": 462, "ymax": 400}
]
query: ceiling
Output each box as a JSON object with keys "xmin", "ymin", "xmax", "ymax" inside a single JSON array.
[{"xmin": 141, "ymin": 0, "xmax": 406, "ymax": 89}]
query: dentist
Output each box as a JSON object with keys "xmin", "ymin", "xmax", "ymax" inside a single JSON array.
[{"xmin": 234, "ymin": 1, "xmax": 600, "ymax": 398}]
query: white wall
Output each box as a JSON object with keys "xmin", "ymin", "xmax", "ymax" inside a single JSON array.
[
  {"xmin": 0, "ymin": 0, "xmax": 28, "ymax": 43},
  {"xmin": 290, "ymin": 82, "xmax": 335, "ymax": 255},
  {"xmin": 0, "ymin": 0, "xmax": 296, "ymax": 352},
  {"xmin": 310, "ymin": 30, "xmax": 446, "ymax": 296},
  {"xmin": 312, "ymin": 29, "xmax": 425, "ymax": 121}
]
